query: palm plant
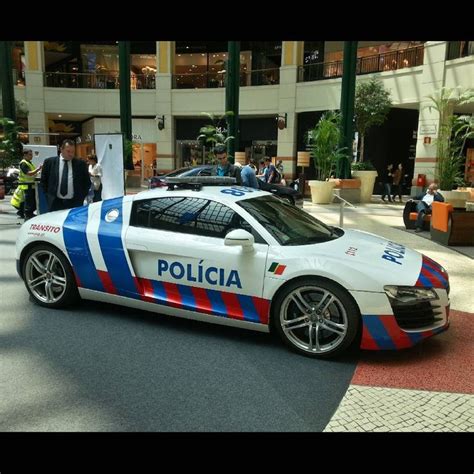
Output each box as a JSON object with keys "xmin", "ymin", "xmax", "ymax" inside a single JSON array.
[
  {"xmin": 426, "ymin": 87, "xmax": 474, "ymax": 190},
  {"xmin": 307, "ymin": 111, "xmax": 347, "ymax": 181},
  {"xmin": 197, "ymin": 111, "xmax": 234, "ymax": 148}
]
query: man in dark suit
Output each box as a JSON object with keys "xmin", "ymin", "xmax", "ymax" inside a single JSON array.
[{"xmin": 41, "ymin": 139, "xmax": 91, "ymax": 212}]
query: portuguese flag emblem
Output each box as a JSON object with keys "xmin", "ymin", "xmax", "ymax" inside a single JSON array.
[{"xmin": 267, "ymin": 262, "xmax": 287, "ymax": 275}]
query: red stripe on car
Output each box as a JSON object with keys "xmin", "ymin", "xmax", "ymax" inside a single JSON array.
[
  {"xmin": 220, "ymin": 292, "xmax": 245, "ymax": 320},
  {"xmin": 134, "ymin": 276, "xmax": 155, "ymax": 302},
  {"xmin": 360, "ymin": 325, "xmax": 380, "ymax": 350},
  {"xmin": 254, "ymin": 297, "xmax": 270, "ymax": 324},
  {"xmin": 162, "ymin": 282, "xmax": 182, "ymax": 308},
  {"xmin": 97, "ymin": 270, "xmax": 117, "ymax": 295},
  {"xmin": 191, "ymin": 287, "xmax": 213, "ymax": 314},
  {"xmin": 379, "ymin": 315, "xmax": 414, "ymax": 349}
]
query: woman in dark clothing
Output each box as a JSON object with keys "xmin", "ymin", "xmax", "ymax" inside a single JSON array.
[{"xmin": 391, "ymin": 163, "xmax": 403, "ymax": 202}]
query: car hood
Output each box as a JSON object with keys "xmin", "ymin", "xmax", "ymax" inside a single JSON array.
[{"xmin": 272, "ymin": 228, "xmax": 439, "ymax": 291}]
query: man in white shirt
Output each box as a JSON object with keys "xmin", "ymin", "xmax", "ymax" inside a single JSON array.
[{"xmin": 412, "ymin": 183, "xmax": 445, "ymax": 232}]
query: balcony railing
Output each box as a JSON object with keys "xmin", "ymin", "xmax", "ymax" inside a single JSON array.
[
  {"xmin": 44, "ymin": 72, "xmax": 156, "ymax": 89},
  {"xmin": 298, "ymin": 46, "xmax": 425, "ymax": 82},
  {"xmin": 446, "ymin": 41, "xmax": 474, "ymax": 60},
  {"xmin": 172, "ymin": 68, "xmax": 280, "ymax": 89}
]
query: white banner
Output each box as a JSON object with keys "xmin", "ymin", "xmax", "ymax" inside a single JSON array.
[
  {"xmin": 23, "ymin": 144, "xmax": 58, "ymax": 168},
  {"xmin": 94, "ymin": 133, "xmax": 124, "ymax": 200}
]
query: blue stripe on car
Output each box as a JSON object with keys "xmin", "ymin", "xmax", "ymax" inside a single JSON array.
[
  {"xmin": 206, "ymin": 288, "xmax": 228, "ymax": 317},
  {"xmin": 63, "ymin": 206, "xmax": 104, "ymax": 291},
  {"xmin": 237, "ymin": 294, "xmax": 260, "ymax": 323},
  {"xmin": 178, "ymin": 284, "xmax": 197, "ymax": 311},
  {"xmin": 362, "ymin": 315, "xmax": 397, "ymax": 350},
  {"xmin": 98, "ymin": 197, "xmax": 139, "ymax": 299}
]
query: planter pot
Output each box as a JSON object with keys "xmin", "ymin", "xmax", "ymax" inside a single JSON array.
[
  {"xmin": 351, "ymin": 170, "xmax": 378, "ymax": 203},
  {"xmin": 439, "ymin": 189, "xmax": 471, "ymax": 209},
  {"xmin": 308, "ymin": 180, "xmax": 336, "ymax": 204}
]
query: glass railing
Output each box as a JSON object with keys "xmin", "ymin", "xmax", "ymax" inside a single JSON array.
[
  {"xmin": 172, "ymin": 68, "xmax": 280, "ymax": 89},
  {"xmin": 298, "ymin": 46, "xmax": 425, "ymax": 82},
  {"xmin": 44, "ymin": 72, "xmax": 156, "ymax": 89},
  {"xmin": 446, "ymin": 41, "xmax": 473, "ymax": 60}
]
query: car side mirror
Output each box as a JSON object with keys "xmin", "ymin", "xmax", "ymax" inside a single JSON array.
[{"xmin": 224, "ymin": 229, "xmax": 254, "ymax": 252}]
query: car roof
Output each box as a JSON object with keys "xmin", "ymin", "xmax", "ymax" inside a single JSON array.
[{"xmin": 135, "ymin": 185, "xmax": 269, "ymax": 203}]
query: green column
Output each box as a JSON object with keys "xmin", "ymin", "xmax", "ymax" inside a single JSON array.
[
  {"xmin": 338, "ymin": 41, "xmax": 358, "ymax": 179},
  {"xmin": 0, "ymin": 41, "xmax": 16, "ymax": 121},
  {"xmin": 119, "ymin": 41, "xmax": 133, "ymax": 170},
  {"xmin": 225, "ymin": 41, "xmax": 240, "ymax": 161}
]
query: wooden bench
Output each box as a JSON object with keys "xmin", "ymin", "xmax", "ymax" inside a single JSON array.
[{"xmin": 431, "ymin": 201, "xmax": 474, "ymax": 246}]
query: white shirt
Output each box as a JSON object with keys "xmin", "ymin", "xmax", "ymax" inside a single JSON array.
[
  {"xmin": 57, "ymin": 154, "xmax": 74, "ymax": 199},
  {"xmin": 88, "ymin": 163, "xmax": 102, "ymax": 190},
  {"xmin": 422, "ymin": 193, "xmax": 435, "ymax": 206}
]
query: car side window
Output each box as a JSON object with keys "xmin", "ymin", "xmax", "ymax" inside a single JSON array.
[{"xmin": 131, "ymin": 197, "xmax": 266, "ymax": 243}]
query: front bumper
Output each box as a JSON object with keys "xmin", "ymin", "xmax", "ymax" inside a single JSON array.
[{"xmin": 360, "ymin": 290, "xmax": 450, "ymax": 350}]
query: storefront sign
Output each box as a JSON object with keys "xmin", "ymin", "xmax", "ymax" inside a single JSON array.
[{"xmin": 420, "ymin": 124, "xmax": 437, "ymax": 135}]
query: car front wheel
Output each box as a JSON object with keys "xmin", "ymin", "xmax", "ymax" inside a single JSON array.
[
  {"xmin": 273, "ymin": 278, "xmax": 359, "ymax": 358},
  {"xmin": 22, "ymin": 244, "xmax": 79, "ymax": 308}
]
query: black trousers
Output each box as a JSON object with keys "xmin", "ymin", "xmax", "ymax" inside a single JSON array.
[
  {"xmin": 23, "ymin": 187, "xmax": 37, "ymax": 218},
  {"xmin": 48, "ymin": 196, "xmax": 84, "ymax": 212},
  {"xmin": 93, "ymin": 183, "xmax": 102, "ymax": 202}
]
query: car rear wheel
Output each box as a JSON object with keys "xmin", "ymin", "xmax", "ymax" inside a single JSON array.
[
  {"xmin": 273, "ymin": 278, "xmax": 359, "ymax": 358},
  {"xmin": 22, "ymin": 244, "xmax": 79, "ymax": 308}
]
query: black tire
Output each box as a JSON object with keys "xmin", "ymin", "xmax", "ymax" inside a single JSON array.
[
  {"xmin": 272, "ymin": 277, "xmax": 360, "ymax": 359},
  {"xmin": 22, "ymin": 244, "xmax": 80, "ymax": 308}
]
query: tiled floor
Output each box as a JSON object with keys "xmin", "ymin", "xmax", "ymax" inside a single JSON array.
[{"xmin": 324, "ymin": 385, "xmax": 473, "ymax": 432}]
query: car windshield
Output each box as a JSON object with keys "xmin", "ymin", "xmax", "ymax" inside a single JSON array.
[{"xmin": 238, "ymin": 195, "xmax": 341, "ymax": 246}]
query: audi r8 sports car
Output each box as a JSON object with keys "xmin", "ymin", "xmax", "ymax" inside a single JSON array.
[{"xmin": 16, "ymin": 177, "xmax": 450, "ymax": 358}]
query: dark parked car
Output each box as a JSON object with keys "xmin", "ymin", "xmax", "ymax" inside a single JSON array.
[
  {"xmin": 0, "ymin": 164, "xmax": 20, "ymax": 195},
  {"xmin": 149, "ymin": 165, "xmax": 303, "ymax": 207}
]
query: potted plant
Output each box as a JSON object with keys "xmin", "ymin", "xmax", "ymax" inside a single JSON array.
[
  {"xmin": 351, "ymin": 160, "xmax": 378, "ymax": 203},
  {"xmin": 306, "ymin": 111, "xmax": 346, "ymax": 204},
  {"xmin": 426, "ymin": 87, "xmax": 474, "ymax": 207}
]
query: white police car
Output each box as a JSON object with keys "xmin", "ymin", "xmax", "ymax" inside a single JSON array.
[{"xmin": 16, "ymin": 177, "xmax": 450, "ymax": 358}]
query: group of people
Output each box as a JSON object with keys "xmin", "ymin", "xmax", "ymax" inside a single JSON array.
[
  {"xmin": 12, "ymin": 139, "xmax": 103, "ymax": 220},
  {"xmin": 211, "ymin": 144, "xmax": 285, "ymax": 189}
]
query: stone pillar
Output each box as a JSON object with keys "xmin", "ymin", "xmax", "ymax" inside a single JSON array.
[
  {"xmin": 24, "ymin": 41, "xmax": 48, "ymax": 145},
  {"xmin": 276, "ymin": 41, "xmax": 302, "ymax": 180},
  {"xmin": 412, "ymin": 41, "xmax": 448, "ymax": 195},
  {"xmin": 155, "ymin": 41, "xmax": 175, "ymax": 173}
]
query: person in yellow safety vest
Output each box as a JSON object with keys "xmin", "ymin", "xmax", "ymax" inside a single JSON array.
[{"xmin": 16, "ymin": 148, "xmax": 42, "ymax": 219}]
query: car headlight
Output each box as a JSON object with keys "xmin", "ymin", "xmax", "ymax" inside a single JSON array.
[{"xmin": 384, "ymin": 286, "xmax": 439, "ymax": 305}]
